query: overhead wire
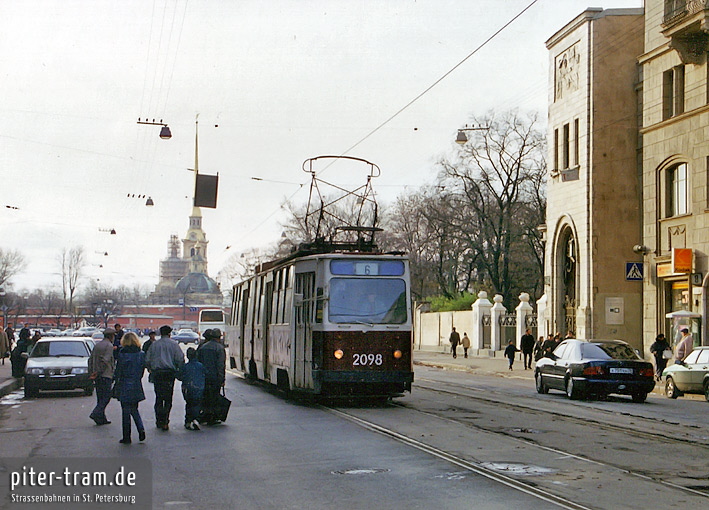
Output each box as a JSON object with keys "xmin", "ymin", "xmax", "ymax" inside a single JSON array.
[{"xmin": 237, "ymin": 0, "xmax": 543, "ymax": 245}]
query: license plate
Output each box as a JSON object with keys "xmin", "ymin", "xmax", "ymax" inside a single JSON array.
[{"xmin": 610, "ymin": 368, "xmax": 633, "ymax": 374}]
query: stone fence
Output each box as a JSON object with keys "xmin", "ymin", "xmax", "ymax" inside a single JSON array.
[{"xmin": 413, "ymin": 291, "xmax": 547, "ymax": 354}]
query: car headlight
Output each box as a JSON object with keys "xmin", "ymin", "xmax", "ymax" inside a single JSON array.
[
  {"xmin": 72, "ymin": 367, "xmax": 88, "ymax": 374},
  {"xmin": 26, "ymin": 368, "xmax": 43, "ymax": 375}
]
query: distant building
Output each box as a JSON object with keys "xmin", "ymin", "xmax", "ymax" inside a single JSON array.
[{"xmin": 149, "ymin": 119, "xmax": 223, "ymax": 307}]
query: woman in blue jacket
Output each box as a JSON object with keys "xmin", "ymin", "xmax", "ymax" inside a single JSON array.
[{"xmin": 114, "ymin": 332, "xmax": 146, "ymax": 444}]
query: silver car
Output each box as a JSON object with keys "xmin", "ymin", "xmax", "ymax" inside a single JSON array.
[
  {"xmin": 662, "ymin": 346, "xmax": 709, "ymax": 401},
  {"xmin": 23, "ymin": 338, "xmax": 94, "ymax": 398}
]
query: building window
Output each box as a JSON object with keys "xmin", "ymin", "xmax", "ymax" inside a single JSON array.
[
  {"xmin": 663, "ymin": 66, "xmax": 685, "ymax": 120},
  {"xmin": 667, "ymin": 163, "xmax": 688, "ymax": 216},
  {"xmin": 554, "ymin": 128, "xmax": 559, "ymax": 170},
  {"xmin": 573, "ymin": 119, "xmax": 579, "ymax": 166},
  {"xmin": 562, "ymin": 123, "xmax": 570, "ymax": 169}
]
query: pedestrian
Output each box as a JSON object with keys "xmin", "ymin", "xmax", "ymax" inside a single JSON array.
[
  {"xmin": 504, "ymin": 339, "xmax": 519, "ymax": 371},
  {"xmin": 112, "ymin": 323, "xmax": 124, "ymax": 359},
  {"xmin": 141, "ymin": 331, "xmax": 156, "ymax": 353},
  {"xmin": 649, "ymin": 333, "xmax": 671, "ymax": 381},
  {"xmin": 449, "ymin": 327, "xmax": 460, "ymax": 359},
  {"xmin": 10, "ymin": 328, "xmax": 32, "ymax": 378},
  {"xmin": 675, "ymin": 328, "xmax": 694, "ymax": 362},
  {"xmin": 88, "ymin": 328, "xmax": 116, "ymax": 425},
  {"xmin": 461, "ymin": 332, "xmax": 471, "ymax": 358},
  {"xmin": 113, "ymin": 332, "xmax": 146, "ymax": 444},
  {"xmin": 197, "ymin": 328, "xmax": 226, "ymax": 425},
  {"xmin": 0, "ymin": 327, "xmax": 10, "ymax": 365},
  {"xmin": 182, "ymin": 347, "xmax": 205, "ymax": 431},
  {"xmin": 542, "ymin": 334, "xmax": 557, "ymax": 359},
  {"xmin": 520, "ymin": 328, "xmax": 535, "ymax": 370},
  {"xmin": 533, "ymin": 336, "xmax": 545, "ymax": 362},
  {"xmin": 5, "ymin": 325, "xmax": 15, "ymax": 349},
  {"xmin": 145, "ymin": 325, "xmax": 185, "ymax": 431}
]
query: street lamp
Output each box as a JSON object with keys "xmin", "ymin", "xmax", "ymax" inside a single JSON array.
[
  {"xmin": 137, "ymin": 118, "xmax": 172, "ymax": 140},
  {"xmin": 455, "ymin": 124, "xmax": 489, "ymax": 145}
]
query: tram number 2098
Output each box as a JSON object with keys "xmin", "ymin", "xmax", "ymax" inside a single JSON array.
[{"xmin": 352, "ymin": 353, "xmax": 383, "ymax": 366}]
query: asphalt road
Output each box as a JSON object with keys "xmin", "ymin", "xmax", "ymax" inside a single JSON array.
[{"xmin": 2, "ymin": 363, "xmax": 708, "ymax": 509}]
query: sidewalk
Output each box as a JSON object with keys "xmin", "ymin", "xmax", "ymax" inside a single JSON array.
[
  {"xmin": 414, "ymin": 349, "xmax": 535, "ymax": 380},
  {"xmin": 0, "ymin": 357, "xmax": 21, "ymax": 398}
]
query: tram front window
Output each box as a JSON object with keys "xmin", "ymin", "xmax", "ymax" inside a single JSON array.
[{"xmin": 329, "ymin": 278, "xmax": 407, "ymax": 324}]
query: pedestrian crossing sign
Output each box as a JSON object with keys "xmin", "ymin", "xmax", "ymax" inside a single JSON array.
[{"xmin": 625, "ymin": 262, "xmax": 643, "ymax": 281}]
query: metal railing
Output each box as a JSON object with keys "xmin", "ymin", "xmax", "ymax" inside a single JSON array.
[{"xmin": 664, "ymin": 0, "xmax": 708, "ymax": 25}]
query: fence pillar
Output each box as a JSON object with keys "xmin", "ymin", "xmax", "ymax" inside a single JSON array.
[
  {"xmin": 471, "ymin": 291, "xmax": 492, "ymax": 350},
  {"xmin": 515, "ymin": 292, "xmax": 533, "ymax": 349},
  {"xmin": 490, "ymin": 294, "xmax": 506, "ymax": 351},
  {"xmin": 536, "ymin": 293, "xmax": 548, "ymax": 340}
]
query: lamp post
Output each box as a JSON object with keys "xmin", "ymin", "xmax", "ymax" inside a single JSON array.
[{"xmin": 0, "ymin": 287, "xmax": 7, "ymax": 329}]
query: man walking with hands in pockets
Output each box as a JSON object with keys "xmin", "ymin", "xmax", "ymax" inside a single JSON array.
[{"xmin": 145, "ymin": 325, "xmax": 185, "ymax": 431}]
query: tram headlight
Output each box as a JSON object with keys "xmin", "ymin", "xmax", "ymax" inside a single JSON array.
[
  {"xmin": 334, "ymin": 349, "xmax": 344, "ymax": 360},
  {"xmin": 393, "ymin": 349, "xmax": 402, "ymax": 359}
]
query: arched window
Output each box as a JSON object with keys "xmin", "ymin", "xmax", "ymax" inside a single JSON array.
[{"xmin": 666, "ymin": 162, "xmax": 688, "ymax": 217}]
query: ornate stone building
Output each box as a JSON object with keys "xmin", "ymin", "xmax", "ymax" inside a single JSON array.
[
  {"xmin": 543, "ymin": 2, "xmax": 709, "ymax": 352},
  {"xmin": 638, "ymin": 0, "xmax": 708, "ymax": 347},
  {"xmin": 542, "ymin": 8, "xmax": 645, "ymax": 348}
]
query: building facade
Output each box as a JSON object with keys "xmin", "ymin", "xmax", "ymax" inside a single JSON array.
[
  {"xmin": 543, "ymin": 8, "xmax": 645, "ymax": 349},
  {"xmin": 639, "ymin": 0, "xmax": 708, "ymax": 347}
]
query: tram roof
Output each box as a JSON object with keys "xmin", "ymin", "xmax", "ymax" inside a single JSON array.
[{"xmin": 254, "ymin": 240, "xmax": 406, "ymax": 275}]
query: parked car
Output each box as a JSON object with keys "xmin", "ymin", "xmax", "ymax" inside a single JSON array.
[
  {"xmin": 91, "ymin": 331, "xmax": 104, "ymax": 342},
  {"xmin": 43, "ymin": 329, "xmax": 62, "ymax": 337},
  {"xmin": 662, "ymin": 346, "xmax": 709, "ymax": 401},
  {"xmin": 22, "ymin": 338, "xmax": 94, "ymax": 398},
  {"xmin": 535, "ymin": 339, "xmax": 656, "ymax": 402},
  {"xmin": 172, "ymin": 329, "xmax": 200, "ymax": 344},
  {"xmin": 73, "ymin": 327, "xmax": 100, "ymax": 337},
  {"xmin": 59, "ymin": 329, "xmax": 76, "ymax": 336}
]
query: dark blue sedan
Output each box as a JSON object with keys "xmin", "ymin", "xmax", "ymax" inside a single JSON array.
[{"xmin": 535, "ymin": 339, "xmax": 655, "ymax": 402}]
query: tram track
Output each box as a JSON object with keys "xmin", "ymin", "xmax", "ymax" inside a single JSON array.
[
  {"xmin": 414, "ymin": 377, "xmax": 709, "ymax": 448},
  {"xmin": 322, "ymin": 378, "xmax": 709, "ymax": 508},
  {"xmin": 323, "ymin": 405, "xmax": 593, "ymax": 510}
]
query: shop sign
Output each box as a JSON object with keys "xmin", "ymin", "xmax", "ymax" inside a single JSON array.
[
  {"xmin": 657, "ymin": 263, "xmax": 673, "ymax": 278},
  {"xmin": 672, "ymin": 248, "xmax": 692, "ymax": 274}
]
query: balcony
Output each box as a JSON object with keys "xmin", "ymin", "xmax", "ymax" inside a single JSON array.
[{"xmin": 662, "ymin": 0, "xmax": 709, "ymax": 64}]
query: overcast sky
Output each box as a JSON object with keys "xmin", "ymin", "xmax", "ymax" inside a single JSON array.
[{"xmin": 0, "ymin": 0, "xmax": 643, "ymax": 292}]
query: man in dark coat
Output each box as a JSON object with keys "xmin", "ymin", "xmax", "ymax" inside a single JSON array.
[
  {"xmin": 197, "ymin": 328, "xmax": 226, "ymax": 425},
  {"xmin": 145, "ymin": 325, "xmax": 185, "ymax": 431},
  {"xmin": 520, "ymin": 329, "xmax": 535, "ymax": 370},
  {"xmin": 449, "ymin": 327, "xmax": 460, "ymax": 359},
  {"xmin": 88, "ymin": 328, "xmax": 116, "ymax": 425}
]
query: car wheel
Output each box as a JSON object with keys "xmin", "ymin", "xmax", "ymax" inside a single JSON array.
[
  {"xmin": 24, "ymin": 384, "xmax": 39, "ymax": 398},
  {"xmin": 565, "ymin": 377, "xmax": 581, "ymax": 400},
  {"xmin": 535, "ymin": 371, "xmax": 548, "ymax": 394},
  {"xmin": 703, "ymin": 381, "xmax": 709, "ymax": 403},
  {"xmin": 631, "ymin": 392, "xmax": 647, "ymax": 403},
  {"xmin": 665, "ymin": 377, "xmax": 680, "ymax": 399}
]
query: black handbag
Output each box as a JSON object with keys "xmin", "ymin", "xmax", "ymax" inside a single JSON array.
[{"xmin": 214, "ymin": 387, "xmax": 231, "ymax": 422}]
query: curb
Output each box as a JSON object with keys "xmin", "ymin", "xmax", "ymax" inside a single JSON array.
[{"xmin": 0, "ymin": 378, "xmax": 21, "ymax": 398}]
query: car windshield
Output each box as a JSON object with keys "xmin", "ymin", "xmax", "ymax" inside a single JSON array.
[
  {"xmin": 328, "ymin": 278, "xmax": 407, "ymax": 324},
  {"xmin": 30, "ymin": 341, "xmax": 89, "ymax": 358},
  {"xmin": 581, "ymin": 342, "xmax": 639, "ymax": 360}
]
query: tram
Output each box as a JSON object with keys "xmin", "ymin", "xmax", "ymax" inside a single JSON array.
[{"xmin": 226, "ymin": 245, "xmax": 414, "ymax": 398}]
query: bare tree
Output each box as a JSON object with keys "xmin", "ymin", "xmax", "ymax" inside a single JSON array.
[
  {"xmin": 60, "ymin": 246, "xmax": 85, "ymax": 326},
  {"xmin": 439, "ymin": 110, "xmax": 546, "ymax": 306},
  {"xmin": 0, "ymin": 248, "xmax": 26, "ymax": 288}
]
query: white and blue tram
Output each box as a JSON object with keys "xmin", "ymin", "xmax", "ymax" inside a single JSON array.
[{"xmin": 226, "ymin": 248, "xmax": 414, "ymax": 397}]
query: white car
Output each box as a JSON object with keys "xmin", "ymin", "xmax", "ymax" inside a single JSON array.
[
  {"xmin": 23, "ymin": 338, "xmax": 95, "ymax": 398},
  {"xmin": 72, "ymin": 327, "xmax": 100, "ymax": 337}
]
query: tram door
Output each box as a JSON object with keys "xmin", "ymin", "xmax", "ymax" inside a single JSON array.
[
  {"xmin": 263, "ymin": 280, "xmax": 274, "ymax": 381},
  {"xmin": 294, "ymin": 272, "xmax": 315, "ymax": 389}
]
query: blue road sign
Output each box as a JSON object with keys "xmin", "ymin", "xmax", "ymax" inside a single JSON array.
[{"xmin": 625, "ymin": 262, "xmax": 644, "ymax": 281}]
